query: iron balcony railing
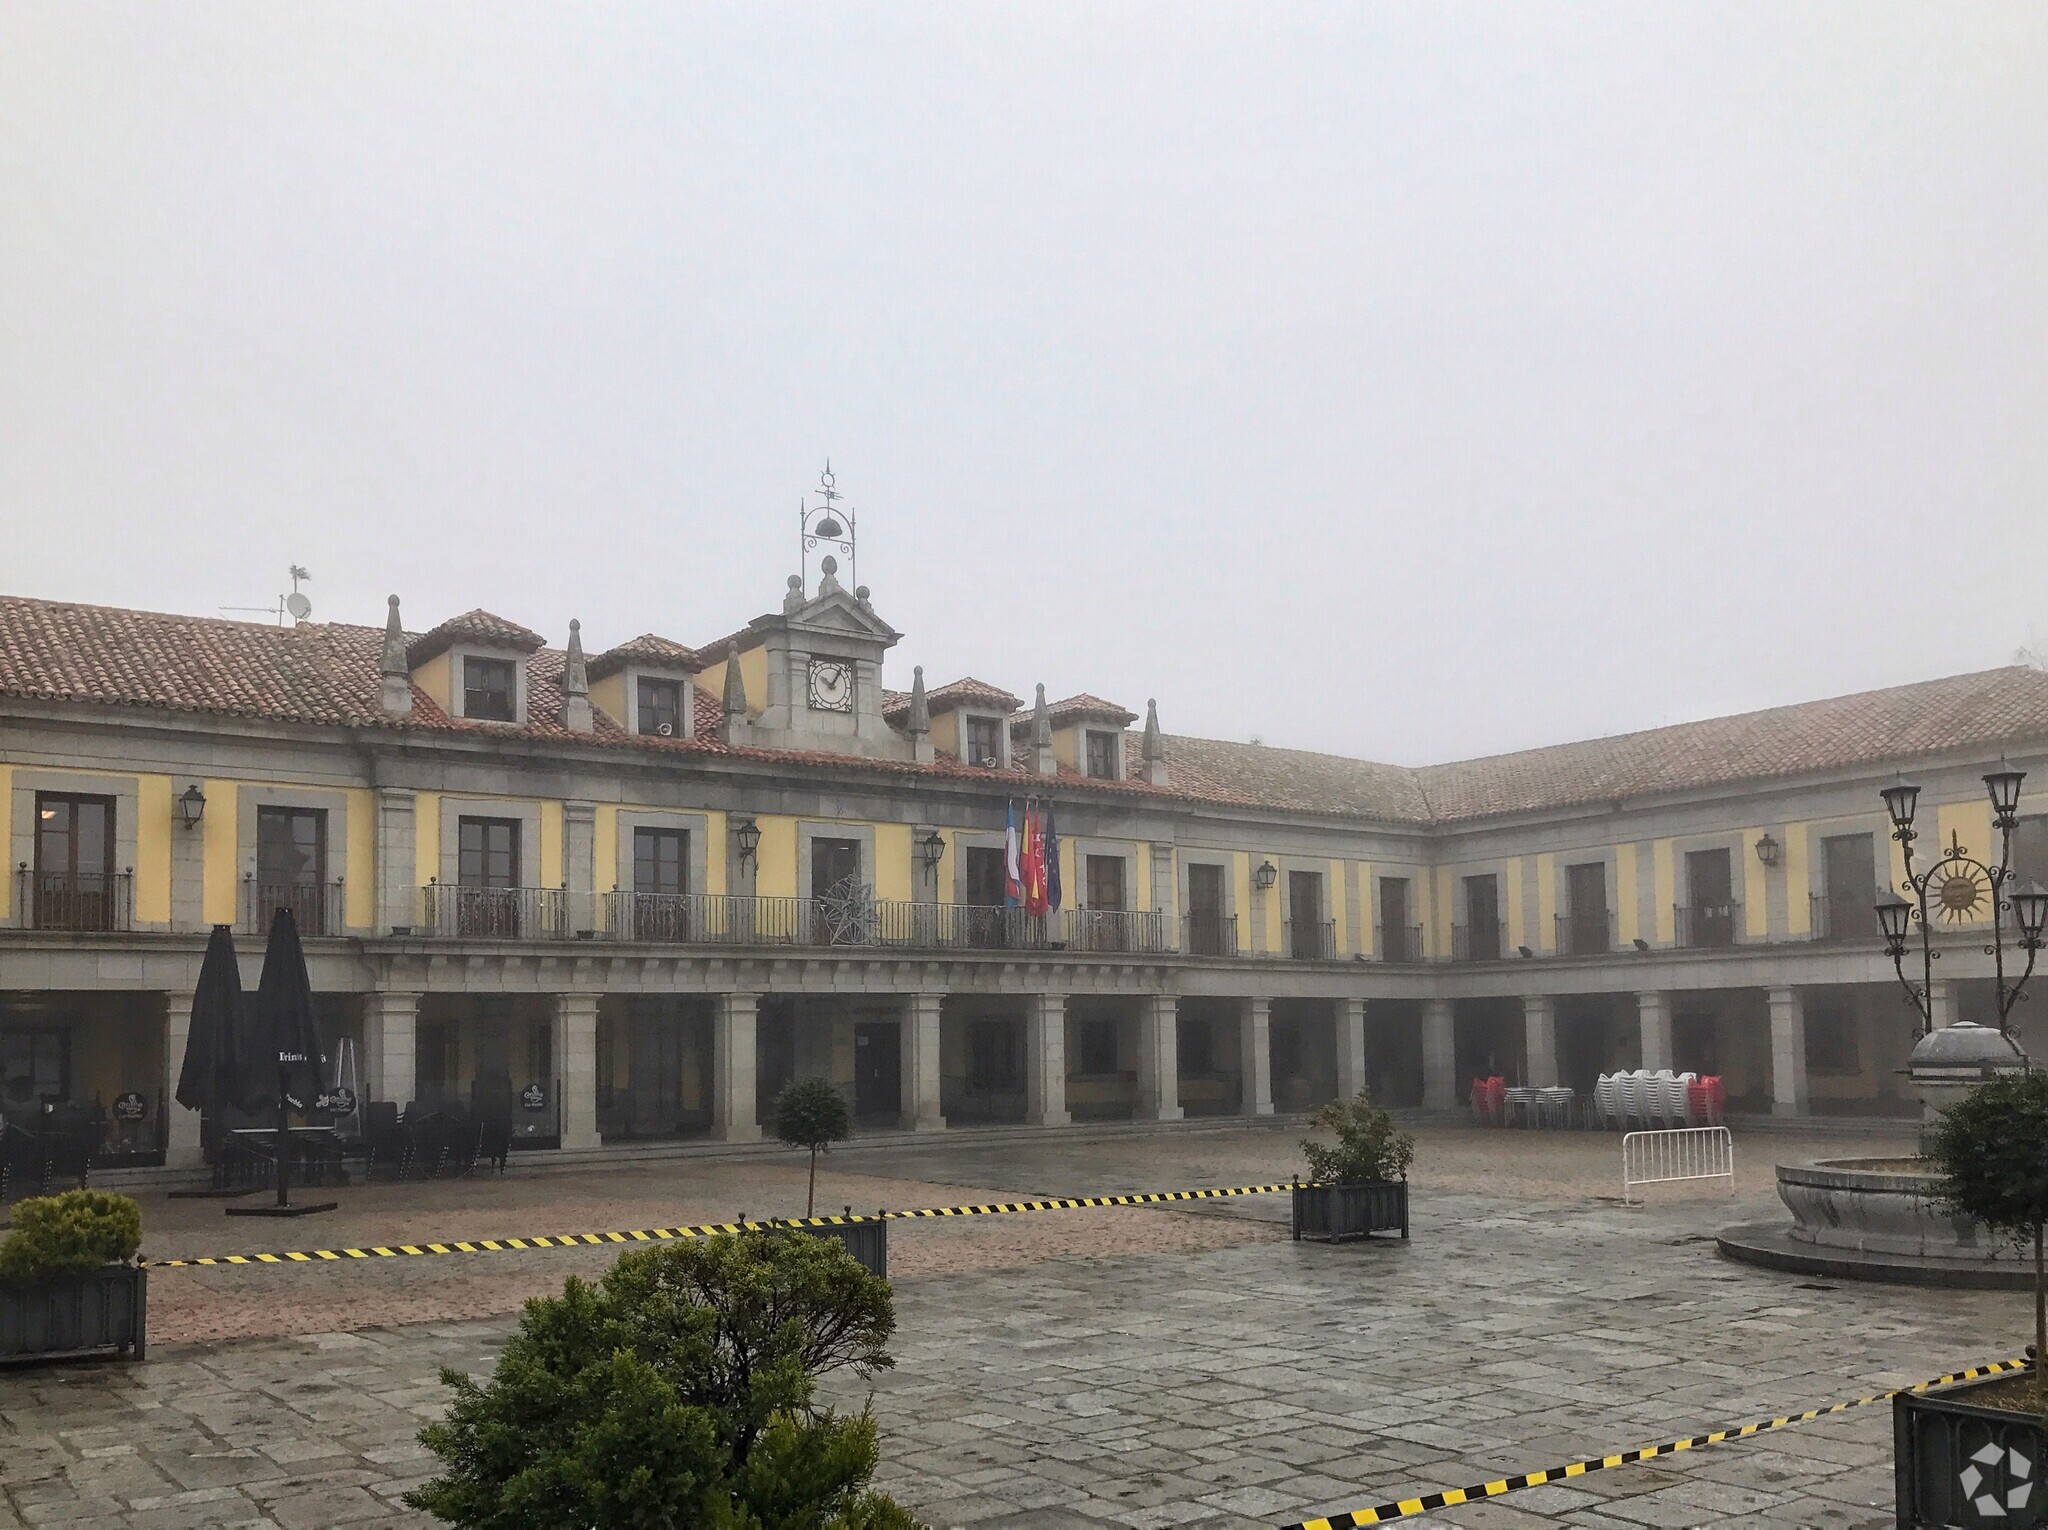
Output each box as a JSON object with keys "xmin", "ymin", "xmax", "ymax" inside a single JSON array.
[
  {"xmin": 1284, "ymin": 919, "xmax": 1337, "ymax": 960},
  {"xmin": 241, "ymin": 877, "xmax": 346, "ymax": 937},
  {"xmin": 16, "ymin": 867, "xmax": 133, "ymax": 933},
  {"xmin": 420, "ymin": 883, "xmax": 570, "ymax": 941},
  {"xmin": 1554, "ymin": 909, "xmax": 1616, "ymax": 957},
  {"xmin": 1810, "ymin": 892, "xmax": 1880, "ymax": 943},
  {"xmin": 600, "ymin": 892, "xmax": 1089, "ymax": 953},
  {"xmin": 1379, "ymin": 924, "xmax": 1425, "ymax": 963},
  {"xmin": 1674, "ymin": 902, "xmax": 1740, "ymax": 950},
  {"xmin": 1451, "ymin": 920, "xmax": 1507, "ymax": 962},
  {"xmin": 1070, "ymin": 908, "xmax": 1174, "ymax": 955},
  {"xmin": 1183, "ymin": 913, "xmax": 1237, "ymax": 957}
]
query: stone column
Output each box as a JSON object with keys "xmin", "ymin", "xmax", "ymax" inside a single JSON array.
[
  {"xmin": 1929, "ymin": 980, "xmax": 1958, "ymax": 1030},
  {"xmin": 1769, "ymin": 985, "xmax": 1809, "ymax": 1117},
  {"xmin": 1523, "ymin": 994, "xmax": 1559, "ymax": 1088},
  {"xmin": 563, "ymin": 801, "xmax": 598, "ymax": 936},
  {"xmin": 1637, "ymin": 990, "xmax": 1673, "ymax": 1072},
  {"xmin": 1136, "ymin": 995, "xmax": 1183, "ymax": 1121},
  {"xmin": 900, "ymin": 994, "xmax": 945, "ymax": 1132},
  {"xmin": 1335, "ymin": 998, "xmax": 1367, "ymax": 1101},
  {"xmin": 162, "ymin": 992, "xmax": 204, "ymax": 1169},
  {"xmin": 556, "ymin": 992, "xmax": 600, "ymax": 1151},
  {"xmin": 1240, "ymin": 997, "xmax": 1274, "ymax": 1116},
  {"xmin": 362, "ymin": 991, "xmax": 420, "ymax": 1108},
  {"xmin": 375, "ymin": 788, "xmax": 418, "ymax": 935},
  {"xmin": 1026, "ymin": 995, "xmax": 1069, "ymax": 1126},
  {"xmin": 1421, "ymin": 997, "xmax": 1456, "ymax": 1109},
  {"xmin": 713, "ymin": 994, "xmax": 761, "ymax": 1142}
]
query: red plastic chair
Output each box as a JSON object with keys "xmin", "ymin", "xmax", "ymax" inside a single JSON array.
[
  {"xmin": 1470, "ymin": 1075, "xmax": 1507, "ymax": 1126},
  {"xmin": 1686, "ymin": 1076, "xmax": 1726, "ymax": 1126}
]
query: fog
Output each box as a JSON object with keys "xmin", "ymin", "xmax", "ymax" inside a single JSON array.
[{"xmin": 2, "ymin": 3, "xmax": 2043, "ymax": 764}]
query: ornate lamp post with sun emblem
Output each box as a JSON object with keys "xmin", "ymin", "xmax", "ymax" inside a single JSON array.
[{"xmin": 1876, "ymin": 768, "xmax": 2048, "ymax": 1039}]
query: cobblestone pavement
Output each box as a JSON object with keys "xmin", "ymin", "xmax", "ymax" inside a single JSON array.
[{"xmin": 2, "ymin": 1121, "xmax": 2015, "ymax": 1529}]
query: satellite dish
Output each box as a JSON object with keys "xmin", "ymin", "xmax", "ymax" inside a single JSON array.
[{"xmin": 285, "ymin": 592, "xmax": 312, "ymax": 621}]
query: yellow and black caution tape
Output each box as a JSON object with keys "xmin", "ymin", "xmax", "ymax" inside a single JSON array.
[
  {"xmin": 1280, "ymin": 1357, "xmax": 2031, "ymax": 1529},
  {"xmin": 149, "ymin": 1182, "xmax": 1295, "ymax": 1269}
]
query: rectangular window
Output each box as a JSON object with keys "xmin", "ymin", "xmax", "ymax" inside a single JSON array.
[
  {"xmin": 1683, "ymin": 847, "xmax": 1736, "ymax": 948},
  {"xmin": 463, "ymin": 656, "xmax": 517, "ymax": 721},
  {"xmin": 965, "ymin": 846, "xmax": 1006, "ymax": 907},
  {"xmin": 0, "ymin": 1027, "xmax": 69, "ymax": 1108},
  {"xmin": 1566, "ymin": 862, "xmax": 1610, "ymax": 954},
  {"xmin": 459, "ymin": 818, "xmax": 521, "ymax": 887},
  {"xmin": 969, "ymin": 1020, "xmax": 1021, "ymax": 1091},
  {"xmin": 637, "ymin": 677, "xmax": 683, "ymax": 737},
  {"xmin": 2017, "ymin": 817, "xmax": 2048, "ymax": 894},
  {"xmin": 1288, "ymin": 870, "xmax": 1326, "ymax": 958},
  {"xmin": 33, "ymin": 793, "xmax": 115, "ymax": 932},
  {"xmin": 1085, "ymin": 855, "xmax": 1126, "ymax": 911},
  {"xmin": 1085, "ymin": 730, "xmax": 1120, "ymax": 780},
  {"xmin": 1075, "ymin": 1020, "xmax": 1118, "ymax": 1075},
  {"xmin": 255, "ymin": 806, "xmax": 328, "ymax": 934},
  {"xmin": 1821, "ymin": 833, "xmax": 1880, "ymax": 940},
  {"xmin": 1379, "ymin": 876, "xmax": 1411, "ymax": 961},
  {"xmin": 1462, "ymin": 874, "xmax": 1500, "ymax": 960},
  {"xmin": 965, "ymin": 715, "xmax": 1004, "ymax": 767},
  {"xmin": 1187, "ymin": 862, "xmax": 1228, "ymax": 954},
  {"xmin": 633, "ymin": 828, "xmax": 688, "ymax": 897}
]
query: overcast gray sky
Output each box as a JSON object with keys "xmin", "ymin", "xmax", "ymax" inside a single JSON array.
[{"xmin": 2, "ymin": 4, "xmax": 2043, "ymax": 765}]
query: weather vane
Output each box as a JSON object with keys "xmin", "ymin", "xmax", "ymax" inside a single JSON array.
[{"xmin": 799, "ymin": 461, "xmax": 856, "ymax": 595}]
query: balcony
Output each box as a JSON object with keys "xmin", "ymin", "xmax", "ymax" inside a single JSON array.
[
  {"xmin": 1284, "ymin": 919, "xmax": 1336, "ymax": 960},
  {"xmin": 420, "ymin": 883, "xmax": 569, "ymax": 941},
  {"xmin": 598, "ymin": 892, "xmax": 1144, "ymax": 954},
  {"xmin": 1674, "ymin": 902, "xmax": 1740, "ymax": 950},
  {"xmin": 1183, "ymin": 913, "xmax": 1238, "ymax": 958},
  {"xmin": 1379, "ymin": 924, "xmax": 1425, "ymax": 963},
  {"xmin": 1554, "ymin": 909, "xmax": 1615, "ymax": 957},
  {"xmin": 1070, "ymin": 909, "xmax": 1174, "ymax": 955},
  {"xmin": 241, "ymin": 877, "xmax": 346, "ymax": 938},
  {"xmin": 1451, "ymin": 920, "xmax": 1506, "ymax": 962},
  {"xmin": 15, "ymin": 868, "xmax": 132, "ymax": 933},
  {"xmin": 1810, "ymin": 892, "xmax": 1880, "ymax": 943}
]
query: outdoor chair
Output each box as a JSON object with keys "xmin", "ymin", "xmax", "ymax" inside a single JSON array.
[
  {"xmin": 0, "ymin": 1120, "xmax": 44, "ymax": 1201},
  {"xmin": 476, "ymin": 1106, "xmax": 513, "ymax": 1175},
  {"xmin": 363, "ymin": 1101, "xmax": 407, "ymax": 1179},
  {"xmin": 440, "ymin": 1102, "xmax": 480, "ymax": 1176}
]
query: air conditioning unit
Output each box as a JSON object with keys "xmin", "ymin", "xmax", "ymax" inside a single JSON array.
[{"xmin": 657, "ymin": 722, "xmax": 674, "ymax": 737}]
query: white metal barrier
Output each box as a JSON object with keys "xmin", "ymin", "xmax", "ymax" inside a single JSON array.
[{"xmin": 1621, "ymin": 1126, "xmax": 1734, "ymax": 1203}]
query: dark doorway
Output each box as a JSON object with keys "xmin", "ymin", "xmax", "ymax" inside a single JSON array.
[
  {"xmin": 1565, "ymin": 862, "xmax": 1609, "ymax": 954},
  {"xmin": 1462, "ymin": 875, "xmax": 1500, "ymax": 960},
  {"xmin": 1684, "ymin": 848, "xmax": 1736, "ymax": 947},
  {"xmin": 964, "ymin": 846, "xmax": 1008, "ymax": 947},
  {"xmin": 1187, "ymin": 863, "xmax": 1229, "ymax": 954},
  {"xmin": 1379, "ymin": 876, "xmax": 1413, "ymax": 960},
  {"xmin": 1821, "ymin": 833, "xmax": 1880, "ymax": 940},
  {"xmin": 1287, "ymin": 871, "xmax": 1327, "ymax": 959},
  {"xmin": 811, "ymin": 837, "xmax": 862, "ymax": 942},
  {"xmin": 853, "ymin": 1023, "xmax": 901, "ymax": 1123},
  {"xmin": 32, "ymin": 793, "xmax": 116, "ymax": 931}
]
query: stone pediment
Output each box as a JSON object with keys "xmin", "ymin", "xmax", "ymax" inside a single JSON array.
[{"xmin": 785, "ymin": 587, "xmax": 900, "ymax": 647}]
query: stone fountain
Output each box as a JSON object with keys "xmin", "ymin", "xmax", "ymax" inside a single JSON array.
[{"xmin": 1716, "ymin": 1021, "xmax": 2034, "ymax": 1288}]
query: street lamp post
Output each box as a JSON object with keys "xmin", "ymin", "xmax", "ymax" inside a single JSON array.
[{"xmin": 1878, "ymin": 767, "xmax": 2048, "ymax": 1038}]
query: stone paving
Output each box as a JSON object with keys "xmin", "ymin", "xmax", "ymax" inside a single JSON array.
[{"xmin": 0, "ymin": 1121, "xmax": 2019, "ymax": 1529}]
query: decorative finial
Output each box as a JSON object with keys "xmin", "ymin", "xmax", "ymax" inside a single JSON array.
[
  {"xmin": 379, "ymin": 595, "xmax": 411, "ymax": 718},
  {"xmin": 561, "ymin": 619, "xmax": 592, "ymax": 733},
  {"xmin": 1142, "ymin": 698, "xmax": 1167, "ymax": 786},
  {"xmin": 784, "ymin": 573, "xmax": 804, "ymax": 614},
  {"xmin": 722, "ymin": 639, "xmax": 749, "ymax": 730},
  {"xmin": 1031, "ymin": 683, "xmax": 1056, "ymax": 776},
  {"xmin": 908, "ymin": 666, "xmax": 933, "ymax": 763}
]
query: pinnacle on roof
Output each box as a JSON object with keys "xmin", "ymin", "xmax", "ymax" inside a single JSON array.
[{"xmin": 379, "ymin": 595, "xmax": 411, "ymax": 718}]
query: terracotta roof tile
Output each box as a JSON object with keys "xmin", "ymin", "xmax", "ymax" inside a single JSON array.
[
  {"xmin": 882, "ymin": 676, "xmax": 1021, "ymax": 721},
  {"xmin": 586, "ymin": 633, "xmax": 704, "ymax": 682},
  {"xmin": 405, "ymin": 609, "xmax": 545, "ymax": 666}
]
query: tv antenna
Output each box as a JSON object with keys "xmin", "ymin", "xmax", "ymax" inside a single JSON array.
[{"xmin": 221, "ymin": 566, "xmax": 313, "ymax": 626}]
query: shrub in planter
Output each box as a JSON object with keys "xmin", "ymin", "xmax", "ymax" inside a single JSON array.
[
  {"xmin": 0, "ymin": 1189, "xmax": 147, "ymax": 1362},
  {"xmin": 407, "ymin": 1228, "xmax": 921, "ymax": 1529},
  {"xmin": 1295, "ymin": 1090, "xmax": 1414, "ymax": 1243},
  {"xmin": 774, "ymin": 1076, "xmax": 853, "ymax": 1217}
]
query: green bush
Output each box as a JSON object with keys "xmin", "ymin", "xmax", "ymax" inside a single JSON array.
[
  {"xmin": 407, "ymin": 1229, "xmax": 921, "ymax": 1529},
  {"xmin": 773, "ymin": 1077, "xmax": 853, "ymax": 1217},
  {"xmin": 0, "ymin": 1189, "xmax": 143, "ymax": 1284},
  {"xmin": 1301, "ymin": 1089, "xmax": 1415, "ymax": 1186}
]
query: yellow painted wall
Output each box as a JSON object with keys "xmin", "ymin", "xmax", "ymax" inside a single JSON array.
[
  {"xmin": 1135, "ymin": 844, "xmax": 1153, "ymax": 913},
  {"xmin": 1785, "ymin": 823, "xmax": 1812, "ymax": 935},
  {"xmin": 1536, "ymin": 853, "xmax": 1558, "ymax": 952},
  {"xmin": 932, "ymin": 711, "xmax": 960, "ymax": 759},
  {"xmin": 1652, "ymin": 840, "xmax": 1675, "ymax": 944},
  {"xmin": 1263, "ymin": 857, "xmax": 1282, "ymax": 953},
  {"xmin": 1936, "ymin": 798, "xmax": 1998, "ymax": 922},
  {"xmin": 539, "ymin": 801, "xmax": 563, "ymax": 888},
  {"xmin": 414, "ymin": 652, "xmax": 452, "ymax": 714},
  {"xmin": 1504, "ymin": 856, "xmax": 1524, "ymax": 950},
  {"xmin": 589, "ymin": 673, "xmax": 626, "ymax": 730},
  {"xmin": 1614, "ymin": 844, "xmax": 1639, "ymax": 947},
  {"xmin": 1357, "ymin": 862, "xmax": 1375, "ymax": 955},
  {"xmin": 741, "ymin": 646, "xmax": 768, "ymax": 715},
  {"xmin": 595, "ymin": 806, "xmax": 619, "ymax": 894},
  {"xmin": 1052, "ymin": 727, "xmax": 1080, "ymax": 773},
  {"xmin": 136, "ymin": 774, "xmax": 174, "ymax": 924},
  {"xmin": 1742, "ymin": 827, "xmax": 1770, "ymax": 938},
  {"xmin": 415, "ymin": 791, "xmax": 441, "ymax": 886},
  {"xmin": 753, "ymin": 815, "xmax": 798, "ymax": 898},
  {"xmin": 704, "ymin": 809, "xmax": 727, "ymax": 896},
  {"xmin": 193, "ymin": 778, "xmax": 235, "ymax": 925},
  {"xmin": 874, "ymin": 822, "xmax": 913, "ymax": 903},
  {"xmin": 345, "ymin": 788, "xmax": 375, "ymax": 928},
  {"xmin": 1328, "ymin": 859, "xmax": 1347, "ymax": 955},
  {"xmin": 1232, "ymin": 852, "xmax": 1253, "ymax": 951}
]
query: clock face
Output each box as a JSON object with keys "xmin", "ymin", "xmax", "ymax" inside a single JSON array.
[{"xmin": 807, "ymin": 658, "xmax": 854, "ymax": 713}]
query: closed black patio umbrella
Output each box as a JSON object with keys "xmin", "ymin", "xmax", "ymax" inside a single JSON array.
[
  {"xmin": 227, "ymin": 907, "xmax": 336, "ymax": 1217},
  {"xmin": 168, "ymin": 925, "xmax": 254, "ymax": 1199}
]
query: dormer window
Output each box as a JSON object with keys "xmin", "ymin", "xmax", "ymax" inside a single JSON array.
[
  {"xmin": 1085, "ymin": 729, "xmax": 1121, "ymax": 780},
  {"xmin": 464, "ymin": 656, "xmax": 517, "ymax": 722},
  {"xmin": 966, "ymin": 715, "xmax": 1005, "ymax": 768},
  {"xmin": 637, "ymin": 676, "xmax": 684, "ymax": 737}
]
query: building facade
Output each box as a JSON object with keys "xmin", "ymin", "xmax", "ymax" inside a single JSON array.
[{"xmin": 5, "ymin": 554, "xmax": 2048, "ymax": 1176}]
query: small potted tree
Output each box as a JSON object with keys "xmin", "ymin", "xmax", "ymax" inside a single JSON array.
[
  {"xmin": 1897, "ymin": 1069, "xmax": 2048, "ymax": 1526},
  {"xmin": 0, "ymin": 1188, "xmax": 147, "ymax": 1362},
  {"xmin": 770, "ymin": 1078, "xmax": 885, "ymax": 1276},
  {"xmin": 1293, "ymin": 1089, "xmax": 1414, "ymax": 1243}
]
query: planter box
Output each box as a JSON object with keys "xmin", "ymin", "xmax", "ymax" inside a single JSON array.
[
  {"xmin": 1896, "ymin": 1371, "xmax": 2048, "ymax": 1527},
  {"xmin": 1291, "ymin": 1181, "xmax": 1409, "ymax": 1243},
  {"xmin": 780, "ymin": 1218, "xmax": 888, "ymax": 1279},
  {"xmin": 0, "ymin": 1266, "xmax": 147, "ymax": 1364}
]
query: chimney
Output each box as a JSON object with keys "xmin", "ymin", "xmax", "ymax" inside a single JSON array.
[
  {"xmin": 379, "ymin": 595, "xmax": 412, "ymax": 718},
  {"xmin": 561, "ymin": 619, "xmax": 593, "ymax": 734},
  {"xmin": 908, "ymin": 665, "xmax": 933, "ymax": 764},
  {"xmin": 1031, "ymin": 683, "xmax": 1056, "ymax": 777},
  {"xmin": 721, "ymin": 641, "xmax": 750, "ymax": 744},
  {"xmin": 1142, "ymin": 698, "xmax": 1168, "ymax": 786}
]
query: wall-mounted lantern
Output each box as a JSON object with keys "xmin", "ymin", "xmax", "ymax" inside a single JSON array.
[
  {"xmin": 176, "ymin": 784, "xmax": 207, "ymax": 830},
  {"xmin": 733, "ymin": 816, "xmax": 762, "ymax": 870},
  {"xmin": 916, "ymin": 831, "xmax": 946, "ymax": 880},
  {"xmin": 1753, "ymin": 831, "xmax": 1781, "ymax": 869},
  {"xmin": 1252, "ymin": 859, "xmax": 1278, "ymax": 892}
]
